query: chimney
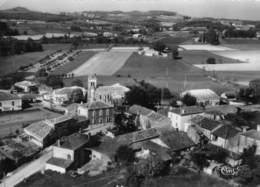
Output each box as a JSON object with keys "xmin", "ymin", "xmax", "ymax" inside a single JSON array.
[
  {"xmin": 57, "ymin": 139, "xmax": 61, "ymax": 147},
  {"xmin": 257, "ymin": 125, "xmax": 260, "ymax": 132},
  {"xmin": 241, "ymin": 126, "xmax": 249, "ymax": 133}
]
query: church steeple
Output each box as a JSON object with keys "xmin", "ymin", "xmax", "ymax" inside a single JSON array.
[{"xmin": 88, "ymin": 74, "xmax": 97, "ymax": 102}]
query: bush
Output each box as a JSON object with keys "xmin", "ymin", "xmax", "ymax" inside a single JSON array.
[{"xmin": 206, "ymin": 58, "xmax": 216, "ymax": 64}]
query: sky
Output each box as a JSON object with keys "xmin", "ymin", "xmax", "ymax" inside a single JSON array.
[{"xmin": 1, "ymin": 0, "xmax": 260, "ymax": 20}]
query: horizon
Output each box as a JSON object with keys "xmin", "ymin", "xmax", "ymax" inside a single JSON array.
[{"xmin": 1, "ymin": 0, "xmax": 260, "ymax": 21}]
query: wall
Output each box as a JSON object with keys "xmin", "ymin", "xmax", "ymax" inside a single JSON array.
[
  {"xmin": 45, "ymin": 163, "xmax": 66, "ymax": 174},
  {"xmin": 0, "ymin": 99, "xmax": 22, "ymax": 112},
  {"xmin": 53, "ymin": 146, "xmax": 74, "ymax": 161}
]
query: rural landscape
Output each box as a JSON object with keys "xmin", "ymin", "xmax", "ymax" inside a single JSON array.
[{"xmin": 2, "ymin": 0, "xmax": 260, "ymax": 187}]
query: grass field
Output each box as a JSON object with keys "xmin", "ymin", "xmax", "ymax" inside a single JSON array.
[
  {"xmin": 51, "ymin": 51, "xmax": 97, "ymax": 75},
  {"xmin": 71, "ymin": 51, "xmax": 133, "ymax": 76},
  {"xmin": 0, "ymin": 44, "xmax": 71, "ymax": 76},
  {"xmin": 64, "ymin": 53, "xmax": 234, "ymax": 95}
]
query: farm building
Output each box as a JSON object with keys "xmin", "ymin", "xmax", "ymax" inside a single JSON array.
[
  {"xmin": 14, "ymin": 81, "xmax": 38, "ymax": 93},
  {"xmin": 46, "ymin": 133, "xmax": 89, "ymax": 174},
  {"xmin": 168, "ymin": 106, "xmax": 204, "ymax": 132},
  {"xmin": 181, "ymin": 89, "xmax": 220, "ymax": 106},
  {"xmin": 0, "ymin": 91, "xmax": 22, "ymax": 112}
]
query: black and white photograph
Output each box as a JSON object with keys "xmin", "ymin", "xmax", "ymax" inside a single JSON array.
[{"xmin": 1, "ymin": 0, "xmax": 260, "ymax": 186}]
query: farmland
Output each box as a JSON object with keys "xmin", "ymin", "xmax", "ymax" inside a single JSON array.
[
  {"xmin": 0, "ymin": 44, "xmax": 71, "ymax": 76},
  {"xmin": 71, "ymin": 51, "xmax": 133, "ymax": 76}
]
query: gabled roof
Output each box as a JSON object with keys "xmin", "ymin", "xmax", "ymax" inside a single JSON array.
[
  {"xmin": 205, "ymin": 105, "xmax": 238, "ymax": 115},
  {"xmin": 198, "ymin": 118, "xmax": 221, "ymax": 131},
  {"xmin": 116, "ymin": 128, "xmax": 160, "ymax": 145},
  {"xmin": 169, "ymin": 106, "xmax": 204, "ymax": 116},
  {"xmin": 241, "ymin": 130, "xmax": 260, "ymax": 141},
  {"xmin": 159, "ymin": 130, "xmax": 195, "ymax": 151},
  {"xmin": 24, "ymin": 121, "xmax": 53, "ymax": 141},
  {"xmin": 128, "ymin": 105, "xmax": 153, "ymax": 116},
  {"xmin": 81, "ymin": 101, "xmax": 113, "ymax": 110},
  {"xmin": 0, "ymin": 91, "xmax": 20, "ymax": 101},
  {"xmin": 212, "ymin": 125, "xmax": 240, "ymax": 139},
  {"xmin": 55, "ymin": 133, "xmax": 89, "ymax": 150}
]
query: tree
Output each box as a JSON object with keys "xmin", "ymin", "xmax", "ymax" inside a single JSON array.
[
  {"xmin": 125, "ymin": 86, "xmax": 150, "ymax": 108},
  {"xmin": 206, "ymin": 57, "xmax": 216, "ymax": 64},
  {"xmin": 182, "ymin": 94, "xmax": 197, "ymax": 106},
  {"xmin": 152, "ymin": 41, "xmax": 166, "ymax": 53},
  {"xmin": 36, "ymin": 68, "xmax": 48, "ymax": 77},
  {"xmin": 71, "ymin": 79, "xmax": 83, "ymax": 87},
  {"xmin": 46, "ymin": 75, "xmax": 64, "ymax": 89},
  {"xmin": 205, "ymin": 28, "xmax": 219, "ymax": 45},
  {"xmin": 191, "ymin": 152, "xmax": 209, "ymax": 171},
  {"xmin": 70, "ymin": 89, "xmax": 84, "ymax": 103},
  {"xmin": 116, "ymin": 145, "xmax": 135, "ymax": 165},
  {"xmin": 241, "ymin": 144, "xmax": 257, "ymax": 169},
  {"xmin": 172, "ymin": 46, "xmax": 179, "ymax": 59}
]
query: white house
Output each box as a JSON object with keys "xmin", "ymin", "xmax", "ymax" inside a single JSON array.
[
  {"xmin": 168, "ymin": 106, "xmax": 204, "ymax": 132},
  {"xmin": 0, "ymin": 92, "xmax": 22, "ymax": 112},
  {"xmin": 181, "ymin": 89, "xmax": 220, "ymax": 106},
  {"xmin": 14, "ymin": 81, "xmax": 37, "ymax": 93}
]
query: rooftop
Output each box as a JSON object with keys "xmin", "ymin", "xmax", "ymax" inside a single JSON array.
[
  {"xmin": 54, "ymin": 86, "xmax": 85, "ymax": 96},
  {"xmin": 45, "ymin": 114, "xmax": 74, "ymax": 126},
  {"xmin": 15, "ymin": 80, "xmax": 37, "ymax": 87},
  {"xmin": 96, "ymin": 83, "xmax": 130, "ymax": 99},
  {"xmin": 55, "ymin": 133, "xmax": 89, "ymax": 150},
  {"xmin": 47, "ymin": 157, "xmax": 73, "ymax": 169},
  {"xmin": 24, "ymin": 121, "xmax": 53, "ymax": 140},
  {"xmin": 181, "ymin": 89, "xmax": 220, "ymax": 101},
  {"xmin": 128, "ymin": 105, "xmax": 153, "ymax": 116},
  {"xmin": 212, "ymin": 125, "xmax": 240, "ymax": 139},
  {"xmin": 0, "ymin": 91, "xmax": 20, "ymax": 101},
  {"xmin": 205, "ymin": 105, "xmax": 238, "ymax": 115},
  {"xmin": 169, "ymin": 106, "xmax": 204, "ymax": 116},
  {"xmin": 197, "ymin": 118, "xmax": 221, "ymax": 131},
  {"xmin": 241, "ymin": 130, "xmax": 260, "ymax": 141},
  {"xmin": 81, "ymin": 100, "xmax": 113, "ymax": 110}
]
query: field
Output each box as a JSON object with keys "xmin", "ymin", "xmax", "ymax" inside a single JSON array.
[
  {"xmin": 51, "ymin": 51, "xmax": 97, "ymax": 75},
  {"xmin": 64, "ymin": 52, "xmax": 234, "ymax": 95},
  {"xmin": 0, "ymin": 44, "xmax": 71, "ymax": 76},
  {"xmin": 179, "ymin": 44, "xmax": 234, "ymax": 51},
  {"xmin": 71, "ymin": 51, "xmax": 133, "ymax": 76},
  {"xmin": 194, "ymin": 50, "xmax": 260, "ymax": 71}
]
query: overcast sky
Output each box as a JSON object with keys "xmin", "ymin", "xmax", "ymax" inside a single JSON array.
[{"xmin": 1, "ymin": 0, "xmax": 260, "ymax": 20}]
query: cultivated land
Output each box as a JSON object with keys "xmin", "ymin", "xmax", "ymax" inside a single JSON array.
[
  {"xmin": 179, "ymin": 44, "xmax": 235, "ymax": 51},
  {"xmin": 71, "ymin": 51, "xmax": 133, "ymax": 76},
  {"xmin": 0, "ymin": 44, "xmax": 71, "ymax": 76},
  {"xmin": 51, "ymin": 51, "xmax": 97, "ymax": 75}
]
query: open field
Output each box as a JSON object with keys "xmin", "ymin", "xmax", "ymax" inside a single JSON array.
[
  {"xmin": 179, "ymin": 44, "xmax": 235, "ymax": 51},
  {"xmin": 51, "ymin": 51, "xmax": 97, "ymax": 75},
  {"xmin": 180, "ymin": 50, "xmax": 245, "ymax": 65},
  {"xmin": 71, "ymin": 51, "xmax": 133, "ymax": 76},
  {"xmin": 195, "ymin": 50, "xmax": 260, "ymax": 71},
  {"xmin": 0, "ymin": 44, "xmax": 71, "ymax": 76},
  {"xmin": 65, "ymin": 53, "xmax": 234, "ymax": 94}
]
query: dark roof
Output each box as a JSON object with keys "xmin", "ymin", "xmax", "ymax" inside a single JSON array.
[
  {"xmin": 116, "ymin": 128, "xmax": 160, "ymax": 145},
  {"xmin": 212, "ymin": 125, "xmax": 240, "ymax": 139},
  {"xmin": 24, "ymin": 121, "xmax": 53, "ymax": 140},
  {"xmin": 56, "ymin": 133, "xmax": 89, "ymax": 150},
  {"xmin": 199, "ymin": 118, "xmax": 221, "ymax": 131},
  {"xmin": 128, "ymin": 105, "xmax": 153, "ymax": 116},
  {"xmin": 159, "ymin": 130, "xmax": 195, "ymax": 151},
  {"xmin": 0, "ymin": 91, "xmax": 20, "ymax": 101},
  {"xmin": 47, "ymin": 157, "xmax": 73, "ymax": 169},
  {"xmin": 169, "ymin": 106, "xmax": 204, "ymax": 116},
  {"xmin": 241, "ymin": 130, "xmax": 260, "ymax": 141},
  {"xmin": 205, "ymin": 105, "xmax": 238, "ymax": 115}
]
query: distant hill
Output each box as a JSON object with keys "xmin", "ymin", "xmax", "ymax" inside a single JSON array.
[{"xmin": 0, "ymin": 7, "xmax": 73, "ymax": 22}]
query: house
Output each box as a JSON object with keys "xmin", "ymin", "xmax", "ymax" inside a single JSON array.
[
  {"xmin": 24, "ymin": 115, "xmax": 78, "ymax": 147},
  {"xmin": 77, "ymin": 101, "xmax": 114, "ymax": 135},
  {"xmin": 204, "ymin": 105, "xmax": 238, "ymax": 120},
  {"xmin": 14, "ymin": 81, "xmax": 38, "ymax": 93},
  {"xmin": 168, "ymin": 106, "xmax": 204, "ymax": 132},
  {"xmin": 128, "ymin": 105, "xmax": 172, "ymax": 130},
  {"xmin": 0, "ymin": 92, "xmax": 22, "ymax": 112},
  {"xmin": 45, "ymin": 133, "xmax": 89, "ymax": 174},
  {"xmin": 52, "ymin": 86, "xmax": 87, "ymax": 105},
  {"xmin": 181, "ymin": 89, "xmax": 220, "ymax": 106}
]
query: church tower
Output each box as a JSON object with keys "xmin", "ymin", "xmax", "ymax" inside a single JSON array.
[{"xmin": 88, "ymin": 74, "xmax": 97, "ymax": 102}]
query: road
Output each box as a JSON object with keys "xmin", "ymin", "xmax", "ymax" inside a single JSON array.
[{"xmin": 0, "ymin": 147, "xmax": 53, "ymax": 187}]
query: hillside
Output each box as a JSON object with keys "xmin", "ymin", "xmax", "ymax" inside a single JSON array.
[{"xmin": 0, "ymin": 7, "xmax": 73, "ymax": 22}]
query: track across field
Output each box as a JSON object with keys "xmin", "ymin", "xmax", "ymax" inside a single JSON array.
[{"xmin": 71, "ymin": 51, "xmax": 132, "ymax": 76}]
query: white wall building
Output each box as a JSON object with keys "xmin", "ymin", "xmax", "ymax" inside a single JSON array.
[{"xmin": 0, "ymin": 92, "xmax": 22, "ymax": 112}]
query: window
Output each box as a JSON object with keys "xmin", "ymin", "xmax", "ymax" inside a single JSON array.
[
  {"xmin": 0, "ymin": 102, "xmax": 2, "ymax": 107},
  {"xmin": 99, "ymin": 110, "xmax": 103, "ymax": 116},
  {"xmin": 12, "ymin": 101, "xmax": 15, "ymax": 106}
]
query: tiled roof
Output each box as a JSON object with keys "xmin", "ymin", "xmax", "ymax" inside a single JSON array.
[
  {"xmin": 24, "ymin": 121, "xmax": 53, "ymax": 140},
  {"xmin": 0, "ymin": 91, "xmax": 20, "ymax": 101},
  {"xmin": 197, "ymin": 118, "xmax": 221, "ymax": 131},
  {"xmin": 116, "ymin": 128, "xmax": 160, "ymax": 145},
  {"xmin": 205, "ymin": 105, "xmax": 238, "ymax": 115},
  {"xmin": 212, "ymin": 125, "xmax": 240, "ymax": 139},
  {"xmin": 46, "ymin": 115, "xmax": 74, "ymax": 126},
  {"xmin": 82, "ymin": 101, "xmax": 113, "ymax": 110},
  {"xmin": 169, "ymin": 106, "xmax": 204, "ymax": 116},
  {"xmin": 159, "ymin": 130, "xmax": 195, "ymax": 151},
  {"xmin": 56, "ymin": 133, "xmax": 89, "ymax": 150},
  {"xmin": 128, "ymin": 105, "xmax": 153, "ymax": 116},
  {"xmin": 241, "ymin": 130, "xmax": 260, "ymax": 141},
  {"xmin": 47, "ymin": 157, "xmax": 73, "ymax": 169}
]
